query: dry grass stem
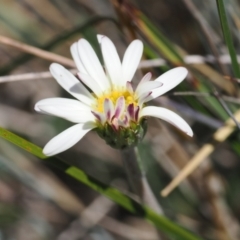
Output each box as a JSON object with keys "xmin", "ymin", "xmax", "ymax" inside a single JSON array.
[
  {"xmin": 0, "ymin": 35, "xmax": 75, "ymax": 67},
  {"xmin": 0, "ymin": 70, "xmax": 78, "ymax": 83},
  {"xmin": 140, "ymin": 55, "xmax": 240, "ymax": 67},
  {"xmin": 100, "ymin": 216, "xmax": 158, "ymax": 240},
  {"xmin": 204, "ymin": 172, "xmax": 240, "ymax": 240},
  {"xmin": 161, "ymin": 109, "xmax": 240, "ymax": 197},
  {"xmin": 172, "ymin": 91, "xmax": 240, "ymax": 105},
  {"xmin": 1, "ymin": 57, "xmax": 240, "ymax": 84},
  {"xmin": 57, "ymin": 195, "xmax": 114, "ymax": 240}
]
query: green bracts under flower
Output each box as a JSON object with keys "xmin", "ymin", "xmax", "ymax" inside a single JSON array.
[{"xmin": 96, "ymin": 119, "xmax": 148, "ymax": 149}]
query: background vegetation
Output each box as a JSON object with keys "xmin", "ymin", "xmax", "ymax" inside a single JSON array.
[{"xmin": 0, "ymin": 0, "xmax": 240, "ymax": 239}]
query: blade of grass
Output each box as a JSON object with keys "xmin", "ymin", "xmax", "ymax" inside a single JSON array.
[
  {"xmin": 0, "ymin": 126, "xmax": 202, "ymax": 240},
  {"xmin": 0, "ymin": 127, "xmax": 46, "ymax": 159},
  {"xmin": 197, "ymin": 82, "xmax": 229, "ymax": 120},
  {"xmin": 216, "ymin": 0, "xmax": 240, "ymax": 78},
  {"xmin": 137, "ymin": 12, "xmax": 183, "ymax": 64}
]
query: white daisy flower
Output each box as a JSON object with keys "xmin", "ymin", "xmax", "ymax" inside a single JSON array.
[{"xmin": 35, "ymin": 35, "xmax": 193, "ymax": 156}]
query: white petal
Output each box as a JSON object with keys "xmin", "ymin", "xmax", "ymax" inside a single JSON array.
[
  {"xmin": 91, "ymin": 111, "xmax": 106, "ymax": 124},
  {"xmin": 118, "ymin": 115, "xmax": 129, "ymax": 128},
  {"xmin": 151, "ymin": 67, "xmax": 188, "ymax": 99},
  {"xmin": 114, "ymin": 96, "xmax": 125, "ymax": 119},
  {"xmin": 136, "ymin": 81, "xmax": 162, "ymax": 98},
  {"xmin": 77, "ymin": 72, "xmax": 103, "ymax": 97},
  {"xmin": 138, "ymin": 92, "xmax": 152, "ymax": 106},
  {"xmin": 140, "ymin": 106, "xmax": 193, "ymax": 136},
  {"xmin": 139, "ymin": 93, "xmax": 153, "ymax": 104},
  {"xmin": 112, "ymin": 118, "xmax": 119, "ymax": 131},
  {"xmin": 50, "ymin": 63, "xmax": 95, "ymax": 106},
  {"xmin": 35, "ymin": 98, "xmax": 90, "ymax": 112},
  {"xmin": 77, "ymin": 39, "xmax": 110, "ymax": 90},
  {"xmin": 123, "ymin": 115, "xmax": 130, "ymax": 126},
  {"xmin": 134, "ymin": 106, "xmax": 140, "ymax": 121},
  {"xmin": 104, "ymin": 98, "xmax": 114, "ymax": 121},
  {"xmin": 127, "ymin": 103, "xmax": 135, "ymax": 120},
  {"xmin": 43, "ymin": 122, "xmax": 95, "ymax": 156},
  {"xmin": 135, "ymin": 72, "xmax": 153, "ymax": 101},
  {"xmin": 138, "ymin": 72, "xmax": 152, "ymax": 86},
  {"xmin": 35, "ymin": 98, "xmax": 95, "ymax": 123},
  {"xmin": 97, "ymin": 34, "xmax": 105, "ymax": 44},
  {"xmin": 101, "ymin": 36, "xmax": 122, "ymax": 86},
  {"xmin": 122, "ymin": 40, "xmax": 143, "ymax": 83},
  {"xmin": 70, "ymin": 43, "xmax": 87, "ymax": 74},
  {"xmin": 126, "ymin": 81, "xmax": 133, "ymax": 94}
]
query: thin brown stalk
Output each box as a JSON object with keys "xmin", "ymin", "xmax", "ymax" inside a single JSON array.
[
  {"xmin": 100, "ymin": 216, "xmax": 158, "ymax": 240},
  {"xmin": 57, "ymin": 195, "xmax": 114, "ymax": 240},
  {"xmin": 0, "ymin": 69, "xmax": 78, "ymax": 83},
  {"xmin": 0, "ymin": 35, "xmax": 75, "ymax": 67},
  {"xmin": 203, "ymin": 171, "xmax": 240, "ymax": 240}
]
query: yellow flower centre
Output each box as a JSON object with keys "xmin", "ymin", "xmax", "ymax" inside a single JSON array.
[{"xmin": 93, "ymin": 88, "xmax": 137, "ymax": 113}]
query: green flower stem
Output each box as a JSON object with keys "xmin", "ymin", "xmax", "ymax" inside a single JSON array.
[
  {"xmin": 121, "ymin": 147, "xmax": 143, "ymax": 198},
  {"xmin": 121, "ymin": 146, "xmax": 163, "ymax": 215}
]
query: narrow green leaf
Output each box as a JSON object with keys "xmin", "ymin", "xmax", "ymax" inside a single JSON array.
[
  {"xmin": 0, "ymin": 127, "xmax": 46, "ymax": 159},
  {"xmin": 136, "ymin": 12, "xmax": 183, "ymax": 64},
  {"xmin": 216, "ymin": 0, "xmax": 240, "ymax": 78},
  {"xmin": 198, "ymin": 82, "xmax": 229, "ymax": 120},
  {"xmin": 66, "ymin": 167, "xmax": 201, "ymax": 240},
  {"xmin": 0, "ymin": 126, "xmax": 202, "ymax": 240}
]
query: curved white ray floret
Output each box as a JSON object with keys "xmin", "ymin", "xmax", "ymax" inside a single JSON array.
[
  {"xmin": 43, "ymin": 122, "xmax": 95, "ymax": 156},
  {"xmin": 35, "ymin": 35, "xmax": 193, "ymax": 156},
  {"xmin": 140, "ymin": 106, "xmax": 193, "ymax": 137},
  {"xmin": 35, "ymin": 98, "xmax": 94, "ymax": 123}
]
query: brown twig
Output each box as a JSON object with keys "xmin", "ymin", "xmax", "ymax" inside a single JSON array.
[
  {"xmin": 57, "ymin": 195, "xmax": 115, "ymax": 240},
  {"xmin": 100, "ymin": 216, "xmax": 158, "ymax": 240},
  {"xmin": 203, "ymin": 170, "xmax": 239, "ymax": 240},
  {"xmin": 0, "ymin": 35, "xmax": 75, "ymax": 68},
  {"xmin": 0, "ymin": 69, "xmax": 78, "ymax": 83}
]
